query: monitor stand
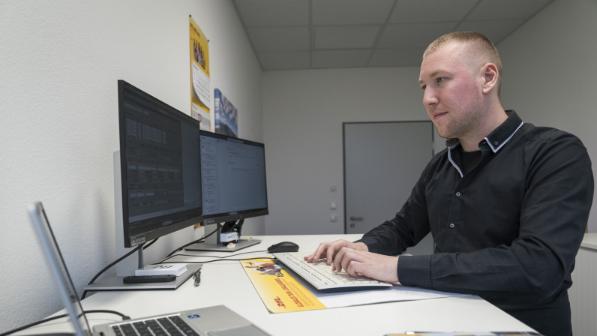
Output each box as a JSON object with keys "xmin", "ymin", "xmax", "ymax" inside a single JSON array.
[
  {"xmin": 84, "ymin": 248, "xmax": 201, "ymax": 292},
  {"xmin": 185, "ymin": 220, "xmax": 261, "ymax": 252}
]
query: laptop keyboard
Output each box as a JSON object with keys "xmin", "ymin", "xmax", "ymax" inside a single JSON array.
[
  {"xmin": 112, "ymin": 315, "xmax": 198, "ymax": 336},
  {"xmin": 274, "ymin": 252, "xmax": 393, "ymax": 291}
]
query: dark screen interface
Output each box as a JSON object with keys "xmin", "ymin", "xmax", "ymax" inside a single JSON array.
[
  {"xmin": 124, "ymin": 94, "xmax": 201, "ymax": 224},
  {"xmin": 201, "ymin": 135, "xmax": 267, "ymax": 216}
]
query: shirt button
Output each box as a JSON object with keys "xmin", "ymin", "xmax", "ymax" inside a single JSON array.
[
  {"xmin": 449, "ymin": 223, "xmax": 455, "ymax": 229},
  {"xmin": 493, "ymin": 141, "xmax": 499, "ymax": 146},
  {"xmin": 455, "ymin": 191, "xmax": 462, "ymax": 197}
]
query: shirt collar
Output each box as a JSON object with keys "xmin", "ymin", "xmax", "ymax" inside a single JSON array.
[{"xmin": 445, "ymin": 110, "xmax": 524, "ymax": 153}]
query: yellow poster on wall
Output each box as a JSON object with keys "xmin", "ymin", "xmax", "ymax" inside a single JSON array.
[
  {"xmin": 189, "ymin": 15, "xmax": 211, "ymax": 130},
  {"xmin": 240, "ymin": 259, "xmax": 325, "ymax": 313}
]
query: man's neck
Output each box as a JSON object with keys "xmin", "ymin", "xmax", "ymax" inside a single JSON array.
[{"xmin": 460, "ymin": 104, "xmax": 508, "ymax": 152}]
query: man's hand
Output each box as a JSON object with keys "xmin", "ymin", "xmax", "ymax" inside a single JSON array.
[
  {"xmin": 304, "ymin": 239, "xmax": 368, "ymax": 264},
  {"xmin": 305, "ymin": 240, "xmax": 399, "ymax": 283},
  {"xmin": 332, "ymin": 247, "xmax": 399, "ymax": 283}
]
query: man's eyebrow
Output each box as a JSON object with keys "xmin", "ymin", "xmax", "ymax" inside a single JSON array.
[
  {"xmin": 419, "ymin": 70, "xmax": 449, "ymax": 85},
  {"xmin": 428, "ymin": 70, "xmax": 445, "ymax": 78},
  {"xmin": 419, "ymin": 71, "xmax": 436, "ymax": 85}
]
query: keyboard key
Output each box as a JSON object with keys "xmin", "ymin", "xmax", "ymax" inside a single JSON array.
[
  {"xmin": 170, "ymin": 316, "xmax": 199, "ymax": 336},
  {"xmin": 146, "ymin": 320, "xmax": 168, "ymax": 336},
  {"xmin": 112, "ymin": 326, "xmax": 124, "ymax": 336},
  {"xmin": 120, "ymin": 323, "xmax": 137, "ymax": 336},
  {"xmin": 158, "ymin": 317, "xmax": 183, "ymax": 336}
]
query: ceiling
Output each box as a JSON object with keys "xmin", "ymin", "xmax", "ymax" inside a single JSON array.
[{"xmin": 233, "ymin": 0, "xmax": 553, "ymax": 71}]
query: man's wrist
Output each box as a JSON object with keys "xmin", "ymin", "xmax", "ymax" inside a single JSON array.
[
  {"xmin": 396, "ymin": 256, "xmax": 400, "ymax": 284},
  {"xmin": 355, "ymin": 241, "xmax": 369, "ymax": 252}
]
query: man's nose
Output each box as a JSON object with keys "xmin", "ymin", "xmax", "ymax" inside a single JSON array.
[{"xmin": 423, "ymin": 88, "xmax": 438, "ymax": 106}]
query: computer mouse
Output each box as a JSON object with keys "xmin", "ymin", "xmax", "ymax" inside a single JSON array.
[{"xmin": 267, "ymin": 241, "xmax": 299, "ymax": 253}]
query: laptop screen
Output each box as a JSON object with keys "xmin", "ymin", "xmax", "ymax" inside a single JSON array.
[{"xmin": 28, "ymin": 202, "xmax": 92, "ymax": 336}]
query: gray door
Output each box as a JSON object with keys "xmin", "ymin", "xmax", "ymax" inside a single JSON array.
[{"xmin": 343, "ymin": 122, "xmax": 433, "ymax": 252}]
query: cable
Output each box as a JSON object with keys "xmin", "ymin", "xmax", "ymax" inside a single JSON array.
[
  {"xmin": 82, "ymin": 239, "xmax": 158, "ymax": 299},
  {"xmin": 142, "ymin": 238, "xmax": 159, "ymax": 250},
  {"xmin": 160, "ymin": 257, "xmax": 274, "ymax": 265},
  {"xmin": 0, "ymin": 310, "xmax": 129, "ymax": 336},
  {"xmin": 86, "ymin": 239, "xmax": 158, "ymax": 286},
  {"xmin": 82, "ymin": 227, "xmax": 220, "ymax": 298},
  {"xmin": 83, "ymin": 228, "xmax": 217, "ymax": 298},
  {"xmin": 87, "ymin": 244, "xmax": 140, "ymax": 284},
  {"xmin": 165, "ymin": 225, "xmax": 221, "ymax": 258},
  {"xmin": 159, "ymin": 249, "xmax": 269, "ymax": 263}
]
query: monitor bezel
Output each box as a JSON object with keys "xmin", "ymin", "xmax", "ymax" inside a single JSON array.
[
  {"xmin": 199, "ymin": 130, "xmax": 269, "ymax": 225},
  {"xmin": 118, "ymin": 80, "xmax": 202, "ymax": 247}
]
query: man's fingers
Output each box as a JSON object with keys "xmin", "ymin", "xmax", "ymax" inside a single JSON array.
[
  {"xmin": 326, "ymin": 241, "xmax": 343, "ymax": 266},
  {"xmin": 346, "ymin": 260, "xmax": 361, "ymax": 277},
  {"xmin": 341, "ymin": 249, "xmax": 366, "ymax": 273},
  {"xmin": 312, "ymin": 244, "xmax": 326, "ymax": 260},
  {"xmin": 340, "ymin": 248, "xmax": 355, "ymax": 272},
  {"xmin": 332, "ymin": 246, "xmax": 346, "ymax": 271},
  {"xmin": 305, "ymin": 240, "xmax": 356, "ymax": 265},
  {"xmin": 307, "ymin": 242, "xmax": 329, "ymax": 262}
]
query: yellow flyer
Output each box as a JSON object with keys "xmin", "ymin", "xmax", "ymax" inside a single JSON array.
[
  {"xmin": 241, "ymin": 259, "xmax": 325, "ymax": 313},
  {"xmin": 189, "ymin": 15, "xmax": 211, "ymax": 130}
]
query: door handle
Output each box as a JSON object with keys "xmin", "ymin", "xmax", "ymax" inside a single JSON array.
[{"xmin": 349, "ymin": 216, "xmax": 363, "ymax": 221}]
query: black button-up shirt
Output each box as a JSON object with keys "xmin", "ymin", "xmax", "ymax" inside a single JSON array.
[{"xmin": 359, "ymin": 110, "xmax": 593, "ymax": 336}]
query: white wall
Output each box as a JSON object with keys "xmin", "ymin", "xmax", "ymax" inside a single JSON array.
[
  {"xmin": 499, "ymin": 0, "xmax": 597, "ymax": 231},
  {"xmin": 0, "ymin": 0, "xmax": 262, "ymax": 331},
  {"xmin": 262, "ymin": 68, "xmax": 435, "ymax": 235}
]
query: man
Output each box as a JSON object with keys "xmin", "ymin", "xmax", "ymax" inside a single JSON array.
[{"xmin": 305, "ymin": 32, "xmax": 593, "ymax": 336}]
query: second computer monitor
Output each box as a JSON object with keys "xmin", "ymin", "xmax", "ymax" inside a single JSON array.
[
  {"xmin": 188, "ymin": 131, "xmax": 268, "ymax": 251},
  {"xmin": 201, "ymin": 130, "xmax": 268, "ymax": 223}
]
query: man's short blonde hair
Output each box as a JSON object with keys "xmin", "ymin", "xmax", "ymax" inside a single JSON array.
[{"xmin": 423, "ymin": 32, "xmax": 503, "ymax": 94}]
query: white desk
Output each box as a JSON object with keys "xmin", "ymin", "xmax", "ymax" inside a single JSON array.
[{"xmin": 31, "ymin": 234, "xmax": 534, "ymax": 336}]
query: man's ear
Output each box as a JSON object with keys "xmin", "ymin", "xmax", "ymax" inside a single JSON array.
[{"xmin": 481, "ymin": 63, "xmax": 499, "ymax": 94}]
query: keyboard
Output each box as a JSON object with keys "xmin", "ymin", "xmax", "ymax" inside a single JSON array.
[
  {"xmin": 274, "ymin": 252, "xmax": 393, "ymax": 291},
  {"xmin": 112, "ymin": 315, "xmax": 198, "ymax": 336}
]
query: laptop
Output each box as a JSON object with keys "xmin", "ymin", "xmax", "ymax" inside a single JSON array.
[{"xmin": 27, "ymin": 201, "xmax": 271, "ymax": 336}]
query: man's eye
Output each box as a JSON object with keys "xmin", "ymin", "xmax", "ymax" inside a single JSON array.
[{"xmin": 435, "ymin": 77, "xmax": 445, "ymax": 85}]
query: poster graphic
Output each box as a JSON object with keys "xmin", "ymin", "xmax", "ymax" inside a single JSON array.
[
  {"xmin": 189, "ymin": 15, "xmax": 211, "ymax": 130},
  {"xmin": 240, "ymin": 259, "xmax": 325, "ymax": 313},
  {"xmin": 214, "ymin": 89, "xmax": 238, "ymax": 137}
]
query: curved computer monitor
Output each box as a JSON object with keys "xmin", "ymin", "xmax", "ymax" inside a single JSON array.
[
  {"xmin": 118, "ymin": 80, "xmax": 202, "ymax": 248},
  {"xmin": 187, "ymin": 130, "xmax": 268, "ymax": 251}
]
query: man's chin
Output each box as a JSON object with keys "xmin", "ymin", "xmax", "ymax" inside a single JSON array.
[{"xmin": 434, "ymin": 128, "xmax": 451, "ymax": 139}]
